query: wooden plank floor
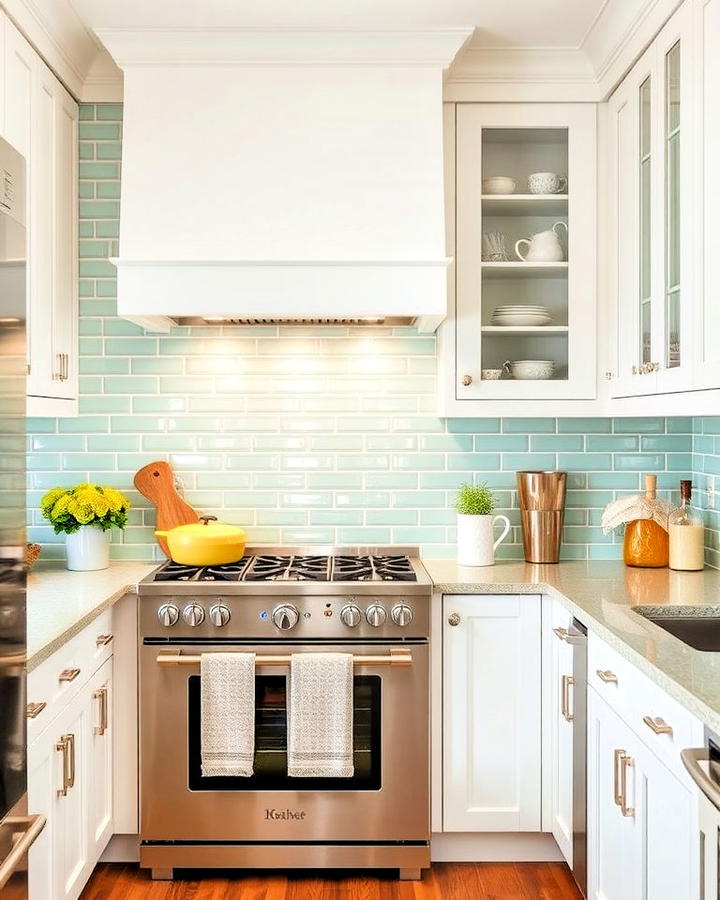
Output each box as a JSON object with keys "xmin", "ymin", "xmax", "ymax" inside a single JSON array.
[{"xmin": 81, "ymin": 863, "xmax": 583, "ymax": 899}]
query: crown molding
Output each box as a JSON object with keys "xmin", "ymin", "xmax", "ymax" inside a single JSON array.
[
  {"xmin": 581, "ymin": 0, "xmax": 683, "ymax": 96},
  {"xmin": 94, "ymin": 27, "xmax": 474, "ymax": 68},
  {"xmin": 445, "ymin": 45, "xmax": 600, "ymax": 102},
  {"xmin": 1, "ymin": 0, "xmax": 122, "ymax": 100}
]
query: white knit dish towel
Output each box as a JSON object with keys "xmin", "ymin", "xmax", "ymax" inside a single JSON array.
[
  {"xmin": 288, "ymin": 653, "xmax": 354, "ymax": 778},
  {"xmin": 200, "ymin": 652, "xmax": 255, "ymax": 777}
]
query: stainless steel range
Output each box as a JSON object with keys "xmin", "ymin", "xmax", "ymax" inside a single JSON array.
[{"xmin": 137, "ymin": 546, "xmax": 431, "ymax": 882}]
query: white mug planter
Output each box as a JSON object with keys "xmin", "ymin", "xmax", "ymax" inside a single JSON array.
[
  {"xmin": 457, "ymin": 513, "xmax": 511, "ymax": 567},
  {"xmin": 66, "ymin": 528, "xmax": 111, "ymax": 572}
]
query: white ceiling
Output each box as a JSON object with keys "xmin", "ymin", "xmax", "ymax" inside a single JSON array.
[{"xmin": 68, "ymin": 0, "xmax": 608, "ymax": 50}]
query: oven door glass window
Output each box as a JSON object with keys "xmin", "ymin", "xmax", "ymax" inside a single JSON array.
[{"xmin": 187, "ymin": 675, "xmax": 381, "ymax": 791}]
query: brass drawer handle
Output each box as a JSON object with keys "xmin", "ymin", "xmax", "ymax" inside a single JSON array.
[
  {"xmin": 58, "ymin": 667, "xmax": 81, "ymax": 682},
  {"xmin": 643, "ymin": 715, "xmax": 673, "ymax": 736},
  {"xmin": 553, "ymin": 626, "xmax": 569, "ymax": 642},
  {"xmin": 447, "ymin": 612, "xmax": 461, "ymax": 627},
  {"xmin": 55, "ymin": 733, "xmax": 75, "ymax": 797},
  {"xmin": 461, "ymin": 374, "xmax": 472, "ymax": 386},
  {"xmin": 93, "ymin": 685, "xmax": 108, "ymax": 736},
  {"xmin": 26, "ymin": 701, "xmax": 47, "ymax": 719},
  {"xmin": 561, "ymin": 675, "xmax": 574, "ymax": 722},
  {"xmin": 96, "ymin": 633, "xmax": 113, "ymax": 647},
  {"xmin": 596, "ymin": 669, "xmax": 618, "ymax": 684}
]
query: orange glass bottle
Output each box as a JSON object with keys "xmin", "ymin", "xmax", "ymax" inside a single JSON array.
[{"xmin": 623, "ymin": 474, "xmax": 669, "ymax": 567}]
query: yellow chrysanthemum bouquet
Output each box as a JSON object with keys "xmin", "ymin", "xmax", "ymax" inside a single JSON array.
[{"xmin": 40, "ymin": 483, "xmax": 131, "ymax": 535}]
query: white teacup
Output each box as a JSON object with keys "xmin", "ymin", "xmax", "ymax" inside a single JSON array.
[{"xmin": 528, "ymin": 172, "xmax": 567, "ymax": 194}]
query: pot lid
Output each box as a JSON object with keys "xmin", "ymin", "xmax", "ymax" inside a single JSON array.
[{"xmin": 156, "ymin": 516, "xmax": 246, "ymax": 542}]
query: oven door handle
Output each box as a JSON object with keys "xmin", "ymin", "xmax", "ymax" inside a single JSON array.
[{"xmin": 155, "ymin": 649, "xmax": 413, "ymax": 667}]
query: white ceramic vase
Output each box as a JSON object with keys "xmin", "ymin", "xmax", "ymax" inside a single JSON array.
[
  {"xmin": 456, "ymin": 513, "xmax": 511, "ymax": 567},
  {"xmin": 66, "ymin": 527, "xmax": 110, "ymax": 572}
]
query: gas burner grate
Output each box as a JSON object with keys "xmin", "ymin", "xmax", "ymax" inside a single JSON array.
[
  {"xmin": 244, "ymin": 555, "xmax": 332, "ymax": 581},
  {"xmin": 371, "ymin": 555, "xmax": 417, "ymax": 582},
  {"xmin": 200, "ymin": 557, "xmax": 254, "ymax": 582},
  {"xmin": 331, "ymin": 555, "xmax": 374, "ymax": 581},
  {"xmin": 153, "ymin": 561, "xmax": 204, "ymax": 582}
]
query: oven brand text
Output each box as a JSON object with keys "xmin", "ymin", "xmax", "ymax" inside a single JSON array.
[{"xmin": 265, "ymin": 808, "xmax": 307, "ymax": 821}]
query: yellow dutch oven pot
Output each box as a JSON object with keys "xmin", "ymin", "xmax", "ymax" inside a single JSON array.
[{"xmin": 155, "ymin": 515, "xmax": 246, "ymax": 566}]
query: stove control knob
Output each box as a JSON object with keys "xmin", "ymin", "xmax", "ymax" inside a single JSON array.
[
  {"xmin": 209, "ymin": 604, "xmax": 231, "ymax": 627},
  {"xmin": 366, "ymin": 604, "xmax": 387, "ymax": 627},
  {"xmin": 157, "ymin": 603, "xmax": 179, "ymax": 627},
  {"xmin": 391, "ymin": 603, "xmax": 413, "ymax": 627},
  {"xmin": 272, "ymin": 604, "xmax": 299, "ymax": 630},
  {"xmin": 340, "ymin": 604, "xmax": 362, "ymax": 627},
  {"xmin": 182, "ymin": 603, "xmax": 205, "ymax": 627}
]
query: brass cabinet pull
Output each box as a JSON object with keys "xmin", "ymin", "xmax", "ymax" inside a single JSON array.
[
  {"xmin": 56, "ymin": 733, "xmax": 75, "ymax": 797},
  {"xmin": 461, "ymin": 374, "xmax": 472, "ymax": 386},
  {"xmin": 619, "ymin": 752, "xmax": 634, "ymax": 817},
  {"xmin": 93, "ymin": 685, "xmax": 108, "ymax": 736},
  {"xmin": 596, "ymin": 669, "xmax": 618, "ymax": 684},
  {"xmin": 96, "ymin": 633, "xmax": 113, "ymax": 647},
  {"xmin": 53, "ymin": 353, "xmax": 62, "ymax": 380},
  {"xmin": 642, "ymin": 715, "xmax": 673, "ymax": 736},
  {"xmin": 447, "ymin": 613, "xmax": 461, "ymax": 627},
  {"xmin": 26, "ymin": 701, "xmax": 47, "ymax": 719},
  {"xmin": 553, "ymin": 626, "xmax": 569, "ymax": 642},
  {"xmin": 58, "ymin": 667, "xmax": 81, "ymax": 682},
  {"xmin": 613, "ymin": 748, "xmax": 623, "ymax": 806},
  {"xmin": 561, "ymin": 675, "xmax": 574, "ymax": 722}
]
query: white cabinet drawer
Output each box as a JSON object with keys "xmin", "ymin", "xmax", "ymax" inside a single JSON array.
[
  {"xmin": 27, "ymin": 609, "xmax": 114, "ymax": 742},
  {"xmin": 588, "ymin": 631, "xmax": 703, "ymax": 781}
]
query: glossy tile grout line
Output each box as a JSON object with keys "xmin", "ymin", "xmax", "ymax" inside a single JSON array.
[{"xmin": 25, "ymin": 104, "xmax": 719, "ymax": 566}]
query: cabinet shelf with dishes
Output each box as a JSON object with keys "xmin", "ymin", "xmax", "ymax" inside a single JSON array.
[{"xmin": 439, "ymin": 102, "xmax": 597, "ymax": 413}]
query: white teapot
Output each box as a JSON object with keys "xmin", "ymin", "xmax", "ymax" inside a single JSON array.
[{"xmin": 515, "ymin": 221, "xmax": 567, "ymax": 262}]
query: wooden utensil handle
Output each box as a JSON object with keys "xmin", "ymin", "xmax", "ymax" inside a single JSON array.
[{"xmin": 134, "ymin": 461, "xmax": 199, "ymax": 558}]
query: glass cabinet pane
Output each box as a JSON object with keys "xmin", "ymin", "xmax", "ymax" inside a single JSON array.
[
  {"xmin": 665, "ymin": 42, "xmax": 681, "ymax": 369},
  {"xmin": 639, "ymin": 77, "xmax": 652, "ymax": 366}
]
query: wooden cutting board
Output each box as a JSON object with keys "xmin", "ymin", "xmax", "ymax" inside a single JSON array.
[{"xmin": 134, "ymin": 460, "xmax": 199, "ymax": 558}]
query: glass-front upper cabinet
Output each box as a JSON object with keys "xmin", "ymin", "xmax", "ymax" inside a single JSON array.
[
  {"xmin": 450, "ymin": 103, "xmax": 597, "ymax": 405},
  {"xmin": 608, "ymin": 2, "xmax": 694, "ymax": 398},
  {"xmin": 694, "ymin": 0, "xmax": 720, "ymax": 390}
]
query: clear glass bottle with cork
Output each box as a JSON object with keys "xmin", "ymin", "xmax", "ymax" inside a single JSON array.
[{"xmin": 668, "ymin": 480, "xmax": 704, "ymax": 571}]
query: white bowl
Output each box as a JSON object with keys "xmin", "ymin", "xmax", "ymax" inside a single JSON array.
[
  {"xmin": 481, "ymin": 368, "xmax": 503, "ymax": 380},
  {"xmin": 482, "ymin": 176, "xmax": 516, "ymax": 195},
  {"xmin": 505, "ymin": 359, "xmax": 555, "ymax": 380}
]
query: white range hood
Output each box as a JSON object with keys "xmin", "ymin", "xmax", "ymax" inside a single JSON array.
[{"xmin": 98, "ymin": 29, "xmax": 471, "ymax": 332}]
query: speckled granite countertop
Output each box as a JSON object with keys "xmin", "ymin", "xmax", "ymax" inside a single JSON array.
[
  {"xmin": 423, "ymin": 559, "xmax": 720, "ymax": 734},
  {"xmin": 26, "ymin": 562, "xmax": 156, "ymax": 671}
]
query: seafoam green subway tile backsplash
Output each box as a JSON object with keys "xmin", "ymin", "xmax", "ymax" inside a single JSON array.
[{"xmin": 25, "ymin": 104, "xmax": 720, "ymax": 565}]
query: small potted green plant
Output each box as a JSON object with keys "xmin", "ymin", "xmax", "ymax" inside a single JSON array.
[
  {"xmin": 454, "ymin": 482, "xmax": 511, "ymax": 566},
  {"xmin": 40, "ymin": 483, "xmax": 131, "ymax": 571}
]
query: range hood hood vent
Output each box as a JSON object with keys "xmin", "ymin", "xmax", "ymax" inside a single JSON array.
[{"xmin": 98, "ymin": 29, "xmax": 471, "ymax": 333}]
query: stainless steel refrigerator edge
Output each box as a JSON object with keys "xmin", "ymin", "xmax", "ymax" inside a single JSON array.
[{"xmin": 0, "ymin": 136, "xmax": 45, "ymax": 898}]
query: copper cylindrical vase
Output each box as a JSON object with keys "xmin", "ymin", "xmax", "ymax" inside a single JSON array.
[{"xmin": 516, "ymin": 471, "xmax": 567, "ymax": 563}]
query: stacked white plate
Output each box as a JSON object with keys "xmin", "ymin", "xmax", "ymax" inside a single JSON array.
[{"xmin": 491, "ymin": 305, "xmax": 552, "ymax": 326}]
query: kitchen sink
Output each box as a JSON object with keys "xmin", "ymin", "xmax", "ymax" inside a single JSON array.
[{"xmin": 632, "ymin": 608, "xmax": 720, "ymax": 652}]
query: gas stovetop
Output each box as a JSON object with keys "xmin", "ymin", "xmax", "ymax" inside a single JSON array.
[
  {"xmin": 139, "ymin": 546, "xmax": 432, "ymax": 597},
  {"xmin": 153, "ymin": 553, "xmax": 416, "ymax": 583}
]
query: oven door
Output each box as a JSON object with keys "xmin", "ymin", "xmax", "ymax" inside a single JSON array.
[{"xmin": 140, "ymin": 641, "xmax": 428, "ymax": 843}]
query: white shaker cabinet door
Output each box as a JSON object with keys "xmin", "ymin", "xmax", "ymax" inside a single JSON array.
[
  {"xmin": 86, "ymin": 658, "xmax": 114, "ymax": 861},
  {"xmin": 442, "ymin": 593, "xmax": 542, "ymax": 831},
  {"xmin": 642, "ymin": 743, "xmax": 696, "ymax": 900},
  {"xmin": 546, "ymin": 598, "xmax": 574, "ymax": 864},
  {"xmin": 587, "ymin": 687, "xmax": 643, "ymax": 900}
]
